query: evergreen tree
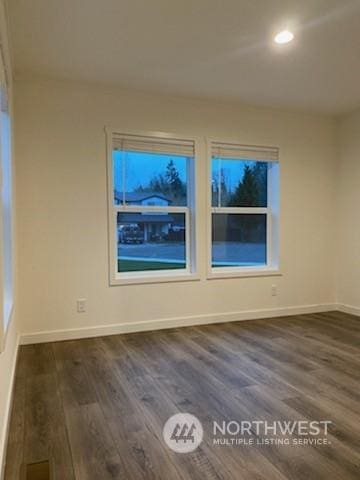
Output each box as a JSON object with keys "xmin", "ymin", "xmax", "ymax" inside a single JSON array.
[
  {"xmin": 165, "ymin": 160, "xmax": 185, "ymax": 199},
  {"xmin": 135, "ymin": 159, "xmax": 186, "ymax": 203},
  {"xmin": 229, "ymin": 164, "xmax": 260, "ymax": 206},
  {"xmin": 251, "ymin": 162, "xmax": 267, "ymax": 207},
  {"xmin": 148, "ymin": 173, "xmax": 169, "ymax": 195}
]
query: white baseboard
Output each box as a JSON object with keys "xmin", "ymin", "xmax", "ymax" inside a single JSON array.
[
  {"xmin": 20, "ymin": 303, "xmax": 337, "ymax": 345},
  {"xmin": 0, "ymin": 334, "xmax": 19, "ymax": 480},
  {"xmin": 337, "ymin": 303, "xmax": 360, "ymax": 317}
]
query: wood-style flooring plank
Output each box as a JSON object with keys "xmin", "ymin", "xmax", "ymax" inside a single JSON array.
[
  {"xmin": 63, "ymin": 403, "xmax": 125, "ymax": 480},
  {"xmin": 4, "ymin": 311, "xmax": 360, "ymax": 480},
  {"xmin": 24, "ymin": 371, "xmax": 75, "ymax": 480}
]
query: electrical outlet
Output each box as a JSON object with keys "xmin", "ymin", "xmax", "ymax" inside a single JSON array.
[
  {"xmin": 271, "ymin": 284, "xmax": 277, "ymax": 296},
  {"xmin": 77, "ymin": 299, "xmax": 87, "ymax": 313}
]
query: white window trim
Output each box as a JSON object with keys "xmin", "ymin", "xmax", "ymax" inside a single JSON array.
[
  {"xmin": 0, "ymin": 42, "xmax": 13, "ymax": 352},
  {"xmin": 106, "ymin": 128, "xmax": 200, "ymax": 286},
  {"xmin": 206, "ymin": 138, "xmax": 281, "ymax": 279}
]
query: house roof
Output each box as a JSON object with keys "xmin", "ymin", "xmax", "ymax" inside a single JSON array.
[{"xmin": 114, "ymin": 191, "xmax": 171, "ymax": 203}]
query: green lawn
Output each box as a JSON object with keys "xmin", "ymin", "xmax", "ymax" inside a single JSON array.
[{"xmin": 118, "ymin": 259, "xmax": 186, "ymax": 272}]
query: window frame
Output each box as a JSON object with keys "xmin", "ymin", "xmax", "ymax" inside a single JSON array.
[
  {"xmin": 106, "ymin": 128, "xmax": 200, "ymax": 285},
  {"xmin": 0, "ymin": 42, "xmax": 13, "ymax": 352},
  {"xmin": 206, "ymin": 138, "xmax": 281, "ymax": 279}
]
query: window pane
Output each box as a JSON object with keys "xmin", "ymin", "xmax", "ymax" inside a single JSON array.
[
  {"xmin": 1, "ymin": 101, "xmax": 12, "ymax": 330},
  {"xmin": 212, "ymin": 159, "xmax": 267, "ymax": 207},
  {"xmin": 113, "ymin": 150, "xmax": 188, "ymax": 206},
  {"xmin": 117, "ymin": 212, "xmax": 186, "ymax": 273},
  {"xmin": 113, "ymin": 150, "xmax": 123, "ymax": 205},
  {"xmin": 212, "ymin": 214, "xmax": 267, "ymax": 267}
]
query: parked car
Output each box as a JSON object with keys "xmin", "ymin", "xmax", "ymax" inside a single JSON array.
[{"xmin": 118, "ymin": 224, "xmax": 144, "ymax": 244}]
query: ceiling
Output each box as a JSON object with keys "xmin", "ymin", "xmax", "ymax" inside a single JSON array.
[{"xmin": 8, "ymin": 0, "xmax": 360, "ymax": 114}]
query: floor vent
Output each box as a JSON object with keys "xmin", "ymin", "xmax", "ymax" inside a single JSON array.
[{"xmin": 25, "ymin": 461, "xmax": 51, "ymax": 480}]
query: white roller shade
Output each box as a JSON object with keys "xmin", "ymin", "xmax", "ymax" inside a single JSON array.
[
  {"xmin": 113, "ymin": 133, "xmax": 195, "ymax": 157},
  {"xmin": 211, "ymin": 142, "xmax": 279, "ymax": 162}
]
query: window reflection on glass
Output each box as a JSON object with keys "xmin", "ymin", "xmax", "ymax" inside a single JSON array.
[{"xmin": 212, "ymin": 214, "xmax": 267, "ymax": 267}]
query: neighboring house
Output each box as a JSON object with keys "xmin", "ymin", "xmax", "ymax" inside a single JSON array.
[
  {"xmin": 115, "ymin": 191, "xmax": 183, "ymax": 241},
  {"xmin": 115, "ymin": 191, "xmax": 171, "ymax": 207}
]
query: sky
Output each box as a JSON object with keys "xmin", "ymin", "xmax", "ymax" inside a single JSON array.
[
  {"xmin": 113, "ymin": 150, "xmax": 254, "ymax": 193},
  {"xmin": 113, "ymin": 151, "xmax": 187, "ymax": 192}
]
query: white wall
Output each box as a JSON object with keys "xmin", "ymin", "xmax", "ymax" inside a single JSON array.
[
  {"xmin": 14, "ymin": 75, "xmax": 337, "ymax": 340},
  {"xmin": 336, "ymin": 109, "xmax": 360, "ymax": 312}
]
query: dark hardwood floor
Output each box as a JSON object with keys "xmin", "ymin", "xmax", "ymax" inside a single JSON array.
[{"xmin": 4, "ymin": 311, "xmax": 360, "ymax": 479}]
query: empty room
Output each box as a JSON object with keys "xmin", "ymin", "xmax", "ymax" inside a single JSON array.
[{"xmin": 0, "ymin": 0, "xmax": 360, "ymax": 479}]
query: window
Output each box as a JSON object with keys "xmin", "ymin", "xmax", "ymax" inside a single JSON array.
[
  {"xmin": 0, "ymin": 52, "xmax": 13, "ymax": 346},
  {"xmin": 209, "ymin": 141, "xmax": 279, "ymax": 277},
  {"xmin": 108, "ymin": 131, "xmax": 197, "ymax": 284}
]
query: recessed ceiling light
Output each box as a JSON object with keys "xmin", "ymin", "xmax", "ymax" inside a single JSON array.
[{"xmin": 274, "ymin": 30, "xmax": 294, "ymax": 44}]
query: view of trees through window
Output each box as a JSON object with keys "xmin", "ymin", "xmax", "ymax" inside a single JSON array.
[
  {"xmin": 212, "ymin": 160, "xmax": 267, "ymax": 207},
  {"xmin": 110, "ymin": 135, "xmax": 278, "ymax": 279},
  {"xmin": 113, "ymin": 149, "xmax": 190, "ymax": 274},
  {"xmin": 211, "ymin": 159, "xmax": 269, "ymax": 268},
  {"xmin": 113, "ymin": 151, "xmax": 187, "ymax": 206},
  {"xmin": 135, "ymin": 159, "xmax": 187, "ymax": 204}
]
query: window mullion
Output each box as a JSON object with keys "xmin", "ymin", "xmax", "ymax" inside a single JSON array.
[
  {"xmin": 266, "ymin": 211, "xmax": 271, "ymax": 268},
  {"xmin": 114, "ymin": 205, "xmax": 188, "ymax": 214},
  {"xmin": 185, "ymin": 210, "xmax": 190, "ymax": 272},
  {"xmin": 212, "ymin": 207, "xmax": 268, "ymax": 214},
  {"xmin": 121, "ymin": 149, "xmax": 126, "ymax": 206}
]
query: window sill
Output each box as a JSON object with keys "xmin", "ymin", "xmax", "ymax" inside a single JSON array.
[
  {"xmin": 110, "ymin": 272, "xmax": 201, "ymax": 286},
  {"xmin": 207, "ymin": 268, "xmax": 282, "ymax": 280}
]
